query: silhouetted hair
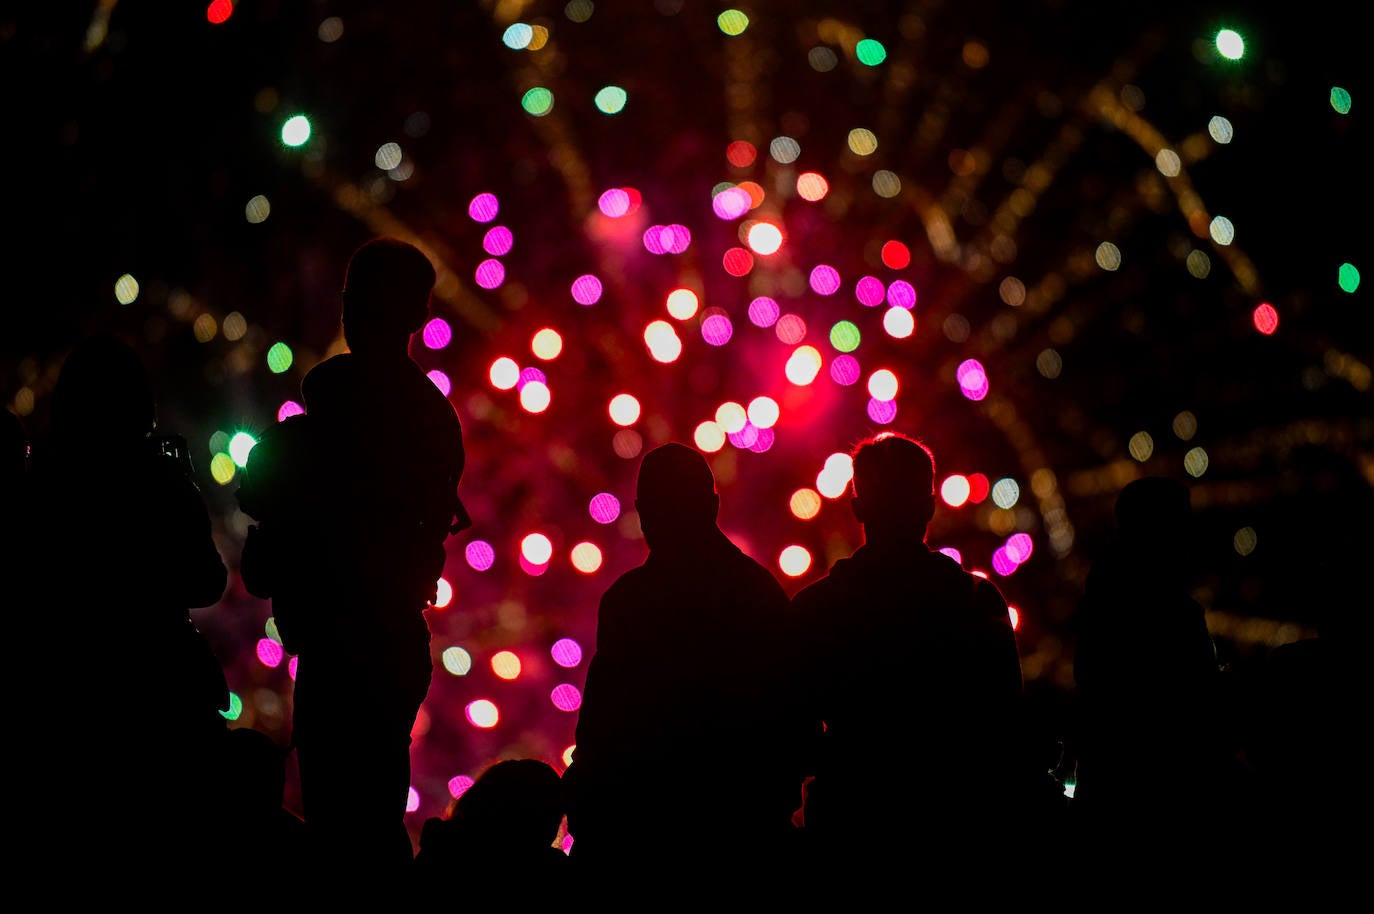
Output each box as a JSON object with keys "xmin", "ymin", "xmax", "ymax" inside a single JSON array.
[
  {"xmin": 341, "ymin": 237, "xmax": 436, "ymax": 348},
  {"xmin": 50, "ymin": 333, "xmax": 155, "ymax": 443},
  {"xmin": 1115, "ymin": 476, "xmax": 1191, "ymax": 540},
  {"xmin": 851, "ymin": 433, "xmax": 935, "ymax": 502},
  {"xmin": 451, "ymin": 758, "xmax": 564, "ymax": 847},
  {"xmin": 637, "ymin": 443, "xmax": 715, "ymax": 508}
]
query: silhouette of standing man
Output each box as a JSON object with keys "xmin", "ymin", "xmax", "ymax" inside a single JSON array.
[
  {"xmin": 565, "ymin": 443, "xmax": 815, "ymax": 891},
  {"xmin": 237, "ymin": 238, "xmax": 468, "ymax": 876},
  {"xmin": 791, "ymin": 433, "xmax": 1032, "ymax": 883}
]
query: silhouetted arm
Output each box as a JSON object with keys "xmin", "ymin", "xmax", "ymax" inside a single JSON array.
[{"xmin": 155, "ymin": 460, "xmax": 228, "ymax": 609}]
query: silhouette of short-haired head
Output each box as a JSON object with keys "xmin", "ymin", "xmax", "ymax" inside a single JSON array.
[
  {"xmin": 50, "ymin": 333, "xmax": 155, "ymax": 446},
  {"xmin": 634, "ymin": 443, "xmax": 719, "ymax": 548},
  {"xmin": 1115, "ymin": 477, "xmax": 1191, "ymax": 542},
  {"xmin": 850, "ymin": 433, "xmax": 936, "ymax": 539},
  {"xmin": 451, "ymin": 758, "xmax": 564, "ymax": 850},
  {"xmin": 341, "ymin": 237, "xmax": 436, "ymax": 352}
]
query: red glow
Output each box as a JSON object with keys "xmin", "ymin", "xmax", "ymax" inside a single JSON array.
[
  {"xmin": 206, "ymin": 0, "xmax": 233, "ymax": 25},
  {"xmin": 967, "ymin": 473, "xmax": 990, "ymax": 504},
  {"xmin": 723, "ymin": 247, "xmax": 755, "ymax": 276},
  {"xmin": 1252, "ymin": 302, "xmax": 1279, "ymax": 335},
  {"xmin": 881, "ymin": 240, "xmax": 910, "ymax": 270},
  {"xmin": 726, "ymin": 140, "xmax": 757, "ymax": 168}
]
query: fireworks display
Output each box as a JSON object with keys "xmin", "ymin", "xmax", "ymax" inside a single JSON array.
[{"xmin": 3, "ymin": 1, "xmax": 1368, "ymax": 842}]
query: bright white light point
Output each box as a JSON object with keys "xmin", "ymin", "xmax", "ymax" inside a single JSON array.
[
  {"xmin": 442, "ymin": 646, "xmax": 472, "ymax": 676},
  {"xmin": 694, "ymin": 421, "xmax": 726, "ymax": 453},
  {"xmin": 747, "ymin": 396, "xmax": 779, "ymax": 429},
  {"xmin": 521, "ymin": 533, "xmax": 554, "ymax": 565},
  {"xmin": 374, "ymin": 142, "xmax": 402, "ymax": 170},
  {"xmin": 228, "ymin": 432, "xmax": 257, "ymax": 468},
  {"xmin": 466, "ymin": 700, "xmax": 499, "ymax": 728},
  {"xmin": 1155, "ymin": 149, "xmax": 1182, "ymax": 177},
  {"xmin": 868, "ymin": 369, "xmax": 898, "ymax": 401},
  {"xmin": 666, "ymin": 289, "xmax": 700, "ymax": 320},
  {"xmin": 608, "ymin": 394, "xmax": 641, "ymax": 426},
  {"xmin": 489, "ymin": 357, "xmax": 520, "ymax": 390},
  {"xmin": 747, "ymin": 222, "xmax": 783, "ymax": 255},
  {"xmin": 883, "ymin": 307, "xmax": 914, "ymax": 339},
  {"xmin": 785, "ymin": 346, "xmax": 823, "ymax": 385},
  {"xmin": 281, "ymin": 115, "xmax": 311, "ymax": 147},
  {"xmin": 114, "ymin": 274, "xmax": 139, "ymax": 305},
  {"xmin": 1209, "ymin": 216, "xmax": 1235, "ymax": 246},
  {"xmin": 406, "ymin": 787, "xmax": 420, "ymax": 813},
  {"xmin": 941, "ymin": 475, "xmax": 971, "ymax": 507},
  {"xmin": 433, "ymin": 578, "xmax": 453, "ymax": 608},
  {"xmin": 531, "ymin": 328, "xmax": 563, "ymax": 360},
  {"xmin": 714, "ymin": 402, "xmax": 748, "ymax": 434},
  {"xmin": 520, "ymin": 380, "xmax": 551, "ymax": 413},
  {"xmin": 1216, "ymin": 29, "xmax": 1244, "ymax": 60},
  {"xmin": 779, "ymin": 545, "xmax": 813, "ymax": 577}
]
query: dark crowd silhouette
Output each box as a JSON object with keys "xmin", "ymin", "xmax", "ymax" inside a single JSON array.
[{"xmin": 4, "ymin": 236, "xmax": 1362, "ymax": 901}]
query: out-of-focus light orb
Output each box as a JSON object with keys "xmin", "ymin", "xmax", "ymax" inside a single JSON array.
[
  {"xmin": 1095, "ymin": 242, "xmax": 1122, "ymax": 271},
  {"xmin": 489, "ymin": 356, "xmax": 520, "ymax": 390},
  {"xmin": 522, "ymin": 87, "xmax": 554, "ymax": 116},
  {"xmin": 210, "ymin": 453, "xmax": 236, "ymax": 486},
  {"xmin": 809, "ymin": 46, "xmax": 838, "ymax": 71},
  {"xmin": 1128, "ymin": 431, "xmax": 1154, "ymax": 462},
  {"xmin": 714, "ymin": 401, "xmax": 748, "ymax": 434},
  {"xmin": 644, "ymin": 320, "xmax": 683, "ymax": 363},
  {"xmin": 694, "ymin": 420, "xmax": 726, "ymax": 453},
  {"xmin": 872, "ymin": 171, "xmax": 901, "ymax": 198},
  {"xmin": 663, "ymin": 224, "xmax": 692, "ymax": 253},
  {"xmin": 519, "ymin": 380, "xmax": 551, "ymax": 413},
  {"xmin": 817, "ymin": 453, "xmax": 855, "ymax": 499},
  {"xmin": 1173, "ymin": 411, "xmax": 1198, "ymax": 440},
  {"xmin": 1330, "ymin": 86, "xmax": 1352, "ymax": 115},
  {"xmin": 701, "ymin": 309, "xmax": 734, "ymax": 346},
  {"xmin": 1252, "ymin": 302, "xmax": 1279, "ymax": 335},
  {"xmin": 551, "ymin": 684, "xmax": 583, "ymax": 712},
  {"xmin": 521, "ymin": 533, "xmax": 554, "ymax": 565},
  {"xmin": 830, "ymin": 355, "xmax": 860, "ymax": 386},
  {"xmin": 1155, "ymin": 148, "xmax": 1182, "ymax": 177},
  {"xmin": 868, "ymin": 369, "xmax": 898, "ymax": 401},
  {"xmin": 722, "ymin": 247, "xmax": 754, "ymax": 277},
  {"xmin": 228, "ymin": 432, "xmax": 257, "ymax": 468},
  {"xmin": 277, "ymin": 400, "xmax": 304, "ymax": 422},
  {"xmin": 194, "ymin": 313, "xmax": 218, "ymax": 343},
  {"xmin": 797, "ymin": 172, "xmax": 829, "ymax": 201},
  {"xmin": 1215, "ymin": 29, "xmax": 1244, "ymax": 60},
  {"xmin": 595, "ymin": 85, "xmax": 627, "ymax": 114},
  {"xmin": 374, "ymin": 142, "xmax": 402, "ymax": 170},
  {"xmin": 527, "ymin": 24, "xmax": 551, "ymax": 49},
  {"xmin": 991, "ymin": 478, "xmax": 1020, "ymax": 510},
  {"xmin": 1184, "ymin": 447, "xmax": 1209, "ymax": 478},
  {"xmin": 245, "ymin": 195, "xmax": 271, "ymax": 224},
  {"xmin": 219, "ymin": 692, "xmax": 243, "ymax": 721},
  {"xmin": 256, "ymin": 638, "xmax": 284, "ymax": 668},
  {"xmin": 941, "ymin": 475, "xmax": 971, "ymax": 508},
  {"xmin": 433, "ymin": 577, "xmax": 453, "ymax": 609},
  {"xmin": 887, "ymin": 280, "xmax": 916, "ymax": 309},
  {"xmin": 1233, "ymin": 527, "xmax": 1258, "ymax": 557},
  {"xmin": 717, "ymin": 9, "xmax": 748, "ymax": 35},
  {"xmin": 726, "ymin": 140, "xmax": 757, "ymax": 167},
  {"xmin": 769, "ymin": 136, "xmax": 801, "ymax": 165},
  {"xmin": 856, "ymin": 38, "xmax": 887, "ymax": 65},
  {"xmin": 267, "ymin": 342, "xmax": 294, "ymax": 374},
  {"xmin": 551, "ymin": 638, "xmax": 584, "ymax": 668},
  {"xmin": 608, "ymin": 393, "xmax": 641, "ymax": 426},
  {"xmin": 114, "ymin": 274, "xmax": 139, "ymax": 305},
  {"xmin": 1036, "ymin": 348, "xmax": 1063, "ymax": 379},
  {"xmin": 847, "ymin": 128, "xmax": 878, "ymax": 156},
  {"xmin": 747, "ymin": 396, "xmax": 780, "ymax": 429},
  {"xmin": 713, "ymin": 186, "xmax": 752, "ymax": 220},
  {"xmin": 666, "ymin": 288, "xmax": 700, "ymax": 320},
  {"xmin": 779, "ymin": 546, "xmax": 813, "ymax": 578},
  {"xmin": 956, "ymin": 359, "xmax": 988, "ymax": 400},
  {"xmin": 855, "ymin": 276, "xmax": 885, "ymax": 307},
  {"xmin": 448, "ymin": 775, "xmax": 475, "ymax": 799},
  {"xmin": 883, "ymin": 307, "xmax": 915, "ymax": 339},
  {"xmin": 281, "ymin": 115, "xmax": 311, "ymax": 147},
  {"xmin": 790, "ymin": 488, "xmax": 822, "ymax": 520},
  {"xmin": 597, "ymin": 188, "xmax": 630, "ymax": 217},
  {"xmin": 1338, "ymin": 263, "xmax": 1360, "ymax": 293},
  {"xmin": 422, "ymin": 318, "xmax": 452, "ymax": 350},
  {"xmin": 1207, "ymin": 116, "xmax": 1234, "ymax": 144},
  {"xmin": 503, "ymin": 23, "xmax": 534, "ymax": 49},
  {"xmin": 570, "ymin": 541, "xmax": 603, "ymax": 574},
  {"xmin": 939, "ymin": 546, "xmax": 963, "ymax": 565},
  {"xmin": 589, "ymin": 493, "xmax": 621, "ymax": 524},
  {"xmin": 443, "ymin": 647, "xmax": 473, "ymax": 676},
  {"xmin": 867, "ymin": 398, "xmax": 897, "ymax": 424},
  {"xmin": 829, "ymin": 321, "xmax": 861, "ymax": 353},
  {"xmin": 468, "ymin": 192, "xmax": 499, "ymax": 222},
  {"xmin": 483, "ymin": 226, "xmax": 514, "ymax": 256},
  {"xmin": 317, "ymin": 16, "xmax": 343, "ymax": 42},
  {"xmin": 206, "ymin": 0, "xmax": 234, "ymax": 24},
  {"xmin": 1209, "ymin": 216, "xmax": 1235, "ymax": 246},
  {"xmin": 424, "ymin": 370, "xmax": 450, "ymax": 397},
  {"xmin": 780, "ymin": 311, "xmax": 807, "ymax": 343},
  {"xmin": 565, "ymin": 0, "xmax": 594, "ymax": 22},
  {"xmin": 992, "ymin": 547, "xmax": 1018, "ymax": 577},
  {"xmin": 881, "ymin": 240, "xmax": 911, "ymax": 270},
  {"xmin": 1008, "ymin": 606, "xmax": 1021, "ymax": 631},
  {"xmin": 465, "ymin": 700, "xmax": 499, "ymax": 729},
  {"xmin": 785, "ymin": 346, "xmax": 824, "ymax": 385},
  {"xmin": 474, "ymin": 258, "xmax": 506, "ymax": 289},
  {"xmin": 1005, "ymin": 533, "xmax": 1034, "ymax": 564},
  {"xmin": 570, "ymin": 273, "xmax": 604, "ymax": 306},
  {"xmin": 748, "ymin": 296, "xmax": 780, "ymax": 328},
  {"xmin": 747, "ymin": 222, "xmax": 784, "ymax": 255},
  {"xmin": 727, "ymin": 423, "xmax": 760, "ymax": 450},
  {"xmin": 465, "ymin": 540, "xmax": 495, "ymax": 572},
  {"xmin": 491, "ymin": 651, "xmax": 522, "ymax": 681},
  {"xmin": 531, "ymin": 328, "xmax": 564, "ymax": 360},
  {"xmin": 810, "ymin": 265, "xmax": 841, "ymax": 295},
  {"xmin": 967, "ymin": 473, "xmax": 990, "ymax": 504}
]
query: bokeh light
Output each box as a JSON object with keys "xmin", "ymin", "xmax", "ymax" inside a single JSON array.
[
  {"xmin": 608, "ymin": 394, "xmax": 641, "ymax": 426},
  {"xmin": 465, "ymin": 700, "xmax": 499, "ymax": 729},
  {"xmin": 491, "ymin": 651, "xmax": 522, "ymax": 681},
  {"xmin": 570, "ymin": 542, "xmax": 603, "ymax": 574},
  {"xmin": 779, "ymin": 545, "xmax": 813, "ymax": 577},
  {"xmin": 941, "ymin": 475, "xmax": 971, "ymax": 507},
  {"xmin": 785, "ymin": 346, "xmax": 823, "ymax": 385}
]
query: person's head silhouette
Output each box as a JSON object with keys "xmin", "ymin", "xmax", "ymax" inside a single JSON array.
[
  {"xmin": 451, "ymin": 758, "xmax": 564, "ymax": 850},
  {"xmin": 340, "ymin": 237, "xmax": 437, "ymax": 354},
  {"xmin": 850, "ymin": 432, "xmax": 936, "ymax": 545},
  {"xmin": 634, "ymin": 443, "xmax": 719, "ymax": 550},
  {"xmin": 49, "ymin": 333, "xmax": 155, "ymax": 449}
]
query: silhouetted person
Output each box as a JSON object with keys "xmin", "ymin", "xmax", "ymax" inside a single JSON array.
[
  {"xmin": 414, "ymin": 759, "xmax": 568, "ymax": 902},
  {"xmin": 791, "ymin": 433, "xmax": 1037, "ymax": 887},
  {"xmin": 565, "ymin": 443, "xmax": 816, "ymax": 892},
  {"xmin": 237, "ymin": 237, "xmax": 469, "ymax": 879},
  {"xmin": 1070, "ymin": 477, "xmax": 1232, "ymax": 874},
  {"xmin": 206, "ymin": 727, "xmax": 308, "ymax": 887},
  {"xmin": 20, "ymin": 333, "xmax": 229, "ymax": 877}
]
